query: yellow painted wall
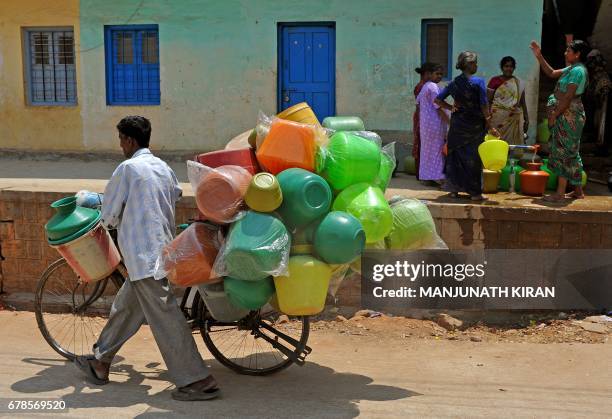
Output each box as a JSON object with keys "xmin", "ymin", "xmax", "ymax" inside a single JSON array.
[{"xmin": 0, "ymin": 0, "xmax": 83, "ymax": 151}]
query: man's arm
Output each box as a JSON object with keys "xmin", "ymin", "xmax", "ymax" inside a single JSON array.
[{"xmin": 101, "ymin": 164, "xmax": 130, "ymax": 229}]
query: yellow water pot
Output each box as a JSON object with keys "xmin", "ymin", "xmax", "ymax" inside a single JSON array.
[
  {"xmin": 273, "ymin": 255, "xmax": 331, "ymax": 315},
  {"xmin": 478, "ymin": 139, "xmax": 509, "ymax": 171},
  {"xmin": 276, "ymin": 102, "xmax": 320, "ymax": 126}
]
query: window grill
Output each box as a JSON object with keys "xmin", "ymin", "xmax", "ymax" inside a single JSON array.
[
  {"xmin": 25, "ymin": 29, "xmax": 76, "ymax": 104},
  {"xmin": 421, "ymin": 20, "xmax": 453, "ymax": 80}
]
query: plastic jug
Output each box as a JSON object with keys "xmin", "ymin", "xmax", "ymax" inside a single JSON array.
[
  {"xmin": 385, "ymin": 198, "xmax": 437, "ymax": 250},
  {"xmin": 322, "ymin": 116, "xmax": 365, "ymax": 131},
  {"xmin": 313, "ymin": 211, "xmax": 365, "ymax": 264},
  {"xmin": 276, "ymin": 168, "xmax": 332, "ymax": 230},
  {"xmin": 45, "ymin": 196, "xmax": 101, "ymax": 243},
  {"xmin": 498, "ymin": 160, "xmax": 524, "ymax": 191},
  {"xmin": 273, "ymin": 255, "xmax": 331, "ymax": 315},
  {"xmin": 320, "ymin": 132, "xmax": 381, "ymax": 190},
  {"xmin": 478, "ymin": 139, "xmax": 509, "ymax": 171},
  {"xmin": 256, "ymin": 118, "xmax": 318, "ymax": 174},
  {"xmin": 223, "ymin": 211, "xmax": 290, "ymax": 281},
  {"xmin": 520, "ymin": 162, "xmax": 549, "ymax": 196},
  {"xmin": 224, "ymin": 276, "xmax": 275, "ymax": 310},
  {"xmin": 332, "ymin": 183, "xmax": 392, "ymax": 243}
]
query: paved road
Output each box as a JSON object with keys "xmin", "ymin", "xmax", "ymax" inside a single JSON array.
[{"xmin": 0, "ymin": 311, "xmax": 610, "ymax": 418}]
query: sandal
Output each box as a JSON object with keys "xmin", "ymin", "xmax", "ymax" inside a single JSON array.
[
  {"xmin": 171, "ymin": 386, "xmax": 221, "ymax": 401},
  {"xmin": 565, "ymin": 192, "xmax": 585, "ymax": 199},
  {"xmin": 74, "ymin": 355, "xmax": 109, "ymax": 386}
]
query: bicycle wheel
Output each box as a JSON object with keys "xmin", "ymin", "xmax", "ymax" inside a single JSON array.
[
  {"xmin": 199, "ymin": 298, "xmax": 310, "ymax": 376},
  {"xmin": 34, "ymin": 258, "xmax": 126, "ymax": 361}
]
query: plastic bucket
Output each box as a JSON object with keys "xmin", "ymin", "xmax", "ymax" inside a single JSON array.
[
  {"xmin": 199, "ymin": 282, "xmax": 249, "ymax": 322},
  {"xmin": 276, "ymin": 102, "xmax": 320, "ymax": 126},
  {"xmin": 478, "ymin": 140, "xmax": 509, "ymax": 171},
  {"xmin": 313, "ymin": 211, "xmax": 365, "ymax": 264},
  {"xmin": 195, "ymin": 148, "xmax": 260, "ymax": 175},
  {"xmin": 196, "ymin": 165, "xmax": 252, "ymax": 224},
  {"xmin": 385, "ymin": 199, "xmax": 437, "ymax": 250},
  {"xmin": 273, "ymin": 255, "xmax": 331, "ymax": 316},
  {"xmin": 483, "ymin": 169, "xmax": 501, "ymax": 193},
  {"xmin": 224, "ymin": 276, "xmax": 275, "ymax": 310},
  {"xmin": 52, "ymin": 222, "xmax": 121, "ymax": 283},
  {"xmin": 244, "ymin": 173, "xmax": 283, "ymax": 213}
]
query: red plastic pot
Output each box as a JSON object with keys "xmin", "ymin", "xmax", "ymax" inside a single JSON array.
[
  {"xmin": 195, "ymin": 148, "xmax": 260, "ymax": 175},
  {"xmin": 520, "ymin": 162, "xmax": 549, "ymax": 196}
]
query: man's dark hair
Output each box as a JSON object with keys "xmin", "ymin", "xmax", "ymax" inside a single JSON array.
[
  {"xmin": 568, "ymin": 40, "xmax": 591, "ymax": 63},
  {"xmin": 500, "ymin": 56, "xmax": 516, "ymax": 69},
  {"xmin": 116, "ymin": 116, "xmax": 151, "ymax": 148}
]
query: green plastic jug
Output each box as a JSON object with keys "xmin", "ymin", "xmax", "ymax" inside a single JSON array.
[
  {"xmin": 498, "ymin": 160, "xmax": 524, "ymax": 191},
  {"xmin": 322, "ymin": 116, "xmax": 365, "ymax": 131},
  {"xmin": 273, "ymin": 255, "xmax": 331, "ymax": 315},
  {"xmin": 45, "ymin": 196, "xmax": 101, "ymax": 244},
  {"xmin": 332, "ymin": 183, "xmax": 392, "ymax": 243},
  {"xmin": 321, "ymin": 132, "xmax": 381, "ymax": 190},
  {"xmin": 224, "ymin": 276, "xmax": 275, "ymax": 310},
  {"xmin": 541, "ymin": 159, "xmax": 558, "ymax": 190},
  {"xmin": 313, "ymin": 211, "xmax": 365, "ymax": 264},
  {"xmin": 224, "ymin": 211, "xmax": 290, "ymax": 281},
  {"xmin": 276, "ymin": 168, "xmax": 332, "ymax": 231},
  {"xmin": 386, "ymin": 199, "xmax": 437, "ymax": 250},
  {"xmin": 374, "ymin": 151, "xmax": 395, "ymax": 192}
]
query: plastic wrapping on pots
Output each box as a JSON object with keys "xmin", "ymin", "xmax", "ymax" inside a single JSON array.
[
  {"xmin": 154, "ymin": 222, "xmax": 224, "ymax": 286},
  {"xmin": 187, "ymin": 160, "xmax": 252, "ymax": 224},
  {"xmin": 385, "ymin": 197, "xmax": 447, "ymax": 250},
  {"xmin": 213, "ymin": 211, "xmax": 291, "ymax": 282},
  {"xmin": 373, "ymin": 142, "xmax": 396, "ymax": 191},
  {"xmin": 254, "ymin": 113, "xmax": 329, "ymax": 175}
]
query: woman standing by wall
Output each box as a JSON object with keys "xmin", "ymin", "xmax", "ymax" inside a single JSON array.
[
  {"xmin": 530, "ymin": 40, "xmax": 590, "ymax": 201},
  {"xmin": 416, "ymin": 63, "xmax": 450, "ymax": 184},
  {"xmin": 488, "ymin": 56, "xmax": 529, "ymax": 144},
  {"xmin": 434, "ymin": 51, "xmax": 498, "ymax": 201}
]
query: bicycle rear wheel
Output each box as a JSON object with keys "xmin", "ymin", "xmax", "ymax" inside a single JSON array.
[
  {"xmin": 34, "ymin": 259, "xmax": 126, "ymax": 361},
  {"xmin": 199, "ymin": 299, "xmax": 310, "ymax": 376}
]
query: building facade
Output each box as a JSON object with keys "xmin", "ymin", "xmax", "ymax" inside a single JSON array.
[{"xmin": 0, "ymin": 0, "xmax": 543, "ymax": 152}]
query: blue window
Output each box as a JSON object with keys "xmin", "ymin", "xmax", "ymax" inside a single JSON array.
[
  {"xmin": 23, "ymin": 27, "xmax": 77, "ymax": 105},
  {"xmin": 421, "ymin": 19, "xmax": 453, "ymax": 80},
  {"xmin": 104, "ymin": 25, "xmax": 160, "ymax": 105}
]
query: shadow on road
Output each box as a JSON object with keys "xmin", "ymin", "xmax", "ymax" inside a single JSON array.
[{"xmin": 12, "ymin": 356, "xmax": 418, "ymax": 417}]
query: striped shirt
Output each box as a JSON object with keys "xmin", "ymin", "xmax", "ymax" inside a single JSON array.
[{"xmin": 101, "ymin": 148, "xmax": 182, "ymax": 281}]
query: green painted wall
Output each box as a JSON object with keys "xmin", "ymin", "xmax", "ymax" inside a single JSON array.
[{"xmin": 80, "ymin": 0, "xmax": 543, "ymax": 151}]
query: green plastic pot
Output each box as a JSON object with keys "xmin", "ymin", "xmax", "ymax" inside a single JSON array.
[
  {"xmin": 332, "ymin": 183, "xmax": 392, "ymax": 244},
  {"xmin": 224, "ymin": 276, "xmax": 275, "ymax": 311},
  {"xmin": 313, "ymin": 211, "xmax": 365, "ymax": 264},
  {"xmin": 224, "ymin": 211, "xmax": 290, "ymax": 281},
  {"xmin": 322, "ymin": 116, "xmax": 365, "ymax": 131},
  {"xmin": 45, "ymin": 196, "xmax": 101, "ymax": 244},
  {"xmin": 276, "ymin": 168, "xmax": 332, "ymax": 231},
  {"xmin": 374, "ymin": 153, "xmax": 395, "ymax": 191},
  {"xmin": 320, "ymin": 132, "xmax": 381, "ymax": 190},
  {"xmin": 386, "ymin": 199, "xmax": 436, "ymax": 250}
]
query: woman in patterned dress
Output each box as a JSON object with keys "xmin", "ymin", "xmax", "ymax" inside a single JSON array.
[{"xmin": 530, "ymin": 40, "xmax": 590, "ymax": 202}]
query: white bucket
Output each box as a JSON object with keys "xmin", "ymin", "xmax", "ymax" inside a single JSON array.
[{"xmin": 52, "ymin": 222, "xmax": 121, "ymax": 283}]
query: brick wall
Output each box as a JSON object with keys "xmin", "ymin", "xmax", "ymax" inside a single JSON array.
[{"xmin": 1, "ymin": 190, "xmax": 611, "ymax": 307}]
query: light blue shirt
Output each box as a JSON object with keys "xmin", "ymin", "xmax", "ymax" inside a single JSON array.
[{"xmin": 101, "ymin": 148, "xmax": 182, "ymax": 281}]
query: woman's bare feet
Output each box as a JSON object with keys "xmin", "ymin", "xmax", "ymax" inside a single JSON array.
[
  {"xmin": 565, "ymin": 191, "xmax": 585, "ymax": 199},
  {"xmin": 542, "ymin": 194, "xmax": 566, "ymax": 202}
]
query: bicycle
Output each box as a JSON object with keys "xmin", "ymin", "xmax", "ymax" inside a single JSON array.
[{"xmin": 35, "ymin": 223, "xmax": 311, "ymax": 376}]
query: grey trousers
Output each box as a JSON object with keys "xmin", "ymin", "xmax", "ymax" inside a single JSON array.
[{"xmin": 93, "ymin": 277, "xmax": 210, "ymax": 388}]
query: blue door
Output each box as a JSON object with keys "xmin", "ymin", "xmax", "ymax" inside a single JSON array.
[{"xmin": 278, "ymin": 24, "xmax": 335, "ymax": 121}]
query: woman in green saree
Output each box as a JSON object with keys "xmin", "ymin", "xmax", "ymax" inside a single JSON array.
[{"xmin": 530, "ymin": 40, "xmax": 590, "ymax": 202}]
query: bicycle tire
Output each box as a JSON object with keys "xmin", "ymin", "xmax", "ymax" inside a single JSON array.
[
  {"xmin": 34, "ymin": 258, "xmax": 125, "ymax": 361},
  {"xmin": 198, "ymin": 296, "xmax": 310, "ymax": 376}
]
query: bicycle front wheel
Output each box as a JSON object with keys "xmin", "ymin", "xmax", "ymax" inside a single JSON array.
[{"xmin": 34, "ymin": 259, "xmax": 126, "ymax": 361}]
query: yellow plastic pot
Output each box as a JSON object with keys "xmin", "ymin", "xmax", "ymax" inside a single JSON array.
[
  {"xmin": 483, "ymin": 169, "xmax": 501, "ymax": 193},
  {"xmin": 276, "ymin": 102, "xmax": 320, "ymax": 126},
  {"xmin": 273, "ymin": 255, "xmax": 331, "ymax": 315},
  {"xmin": 484, "ymin": 134, "xmax": 500, "ymax": 142},
  {"xmin": 478, "ymin": 139, "xmax": 509, "ymax": 171}
]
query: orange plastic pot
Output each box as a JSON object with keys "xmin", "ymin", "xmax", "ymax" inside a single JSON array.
[
  {"xmin": 196, "ymin": 165, "xmax": 252, "ymax": 224},
  {"xmin": 519, "ymin": 162, "xmax": 549, "ymax": 196}
]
